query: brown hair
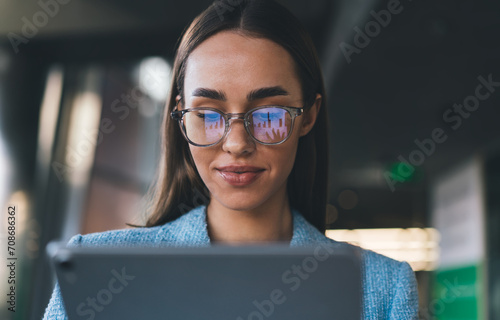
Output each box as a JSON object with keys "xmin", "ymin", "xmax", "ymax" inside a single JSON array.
[{"xmin": 144, "ymin": 0, "xmax": 329, "ymax": 232}]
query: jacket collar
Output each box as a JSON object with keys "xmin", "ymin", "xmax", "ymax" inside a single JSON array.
[{"xmin": 155, "ymin": 205, "xmax": 332, "ymax": 247}]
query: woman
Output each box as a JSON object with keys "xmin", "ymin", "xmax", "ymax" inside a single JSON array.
[{"xmin": 44, "ymin": 0, "xmax": 419, "ymax": 318}]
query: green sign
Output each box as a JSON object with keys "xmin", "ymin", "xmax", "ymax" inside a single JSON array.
[{"xmin": 428, "ymin": 264, "xmax": 485, "ymax": 320}]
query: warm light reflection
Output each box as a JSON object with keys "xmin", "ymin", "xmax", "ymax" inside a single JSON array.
[
  {"xmin": 37, "ymin": 67, "xmax": 63, "ymax": 167},
  {"xmin": 325, "ymin": 228, "xmax": 440, "ymax": 271},
  {"xmin": 65, "ymin": 91, "xmax": 102, "ymax": 186}
]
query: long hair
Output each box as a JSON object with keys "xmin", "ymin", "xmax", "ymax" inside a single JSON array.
[{"xmin": 144, "ymin": 0, "xmax": 329, "ymax": 233}]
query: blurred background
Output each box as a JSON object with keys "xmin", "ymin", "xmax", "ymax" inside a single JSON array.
[{"xmin": 0, "ymin": 0, "xmax": 499, "ymax": 319}]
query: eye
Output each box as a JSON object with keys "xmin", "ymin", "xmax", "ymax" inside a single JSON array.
[
  {"xmin": 252, "ymin": 108, "xmax": 286, "ymax": 120},
  {"xmin": 194, "ymin": 110, "xmax": 221, "ymax": 121}
]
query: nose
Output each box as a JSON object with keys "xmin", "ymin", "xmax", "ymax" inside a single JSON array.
[{"xmin": 221, "ymin": 119, "xmax": 256, "ymax": 155}]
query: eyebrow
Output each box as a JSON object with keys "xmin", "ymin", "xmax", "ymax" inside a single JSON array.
[
  {"xmin": 191, "ymin": 88, "xmax": 227, "ymax": 101},
  {"xmin": 190, "ymin": 86, "xmax": 289, "ymax": 102},
  {"xmin": 247, "ymin": 86, "xmax": 290, "ymax": 101}
]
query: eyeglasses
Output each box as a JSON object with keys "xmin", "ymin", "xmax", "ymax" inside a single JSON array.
[{"xmin": 171, "ymin": 105, "xmax": 304, "ymax": 147}]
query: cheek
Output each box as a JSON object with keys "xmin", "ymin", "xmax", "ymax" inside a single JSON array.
[
  {"xmin": 189, "ymin": 146, "xmax": 210, "ymax": 173},
  {"xmin": 188, "ymin": 146, "xmax": 219, "ymax": 190},
  {"xmin": 265, "ymin": 140, "xmax": 299, "ymax": 180},
  {"xmin": 283, "ymin": 137, "xmax": 301, "ymax": 175}
]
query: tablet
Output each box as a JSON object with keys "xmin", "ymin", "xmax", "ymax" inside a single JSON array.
[{"xmin": 47, "ymin": 242, "xmax": 362, "ymax": 320}]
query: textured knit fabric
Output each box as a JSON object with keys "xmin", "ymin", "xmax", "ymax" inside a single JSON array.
[{"xmin": 43, "ymin": 206, "xmax": 419, "ymax": 319}]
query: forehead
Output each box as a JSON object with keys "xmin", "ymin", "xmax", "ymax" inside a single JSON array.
[{"xmin": 183, "ymin": 31, "xmax": 301, "ymax": 99}]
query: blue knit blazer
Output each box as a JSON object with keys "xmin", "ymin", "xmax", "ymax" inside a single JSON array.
[{"xmin": 43, "ymin": 206, "xmax": 419, "ymax": 319}]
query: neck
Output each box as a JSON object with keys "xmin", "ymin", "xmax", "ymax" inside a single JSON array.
[{"xmin": 206, "ymin": 193, "xmax": 293, "ymax": 245}]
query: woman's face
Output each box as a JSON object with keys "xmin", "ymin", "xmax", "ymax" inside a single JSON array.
[{"xmin": 180, "ymin": 31, "xmax": 318, "ymax": 212}]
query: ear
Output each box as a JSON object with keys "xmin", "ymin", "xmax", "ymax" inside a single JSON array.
[{"xmin": 299, "ymin": 94, "xmax": 322, "ymax": 137}]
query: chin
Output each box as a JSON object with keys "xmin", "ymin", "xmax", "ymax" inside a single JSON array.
[
  {"xmin": 221, "ymin": 200, "xmax": 266, "ymax": 212},
  {"xmin": 212, "ymin": 192, "xmax": 270, "ymax": 212}
]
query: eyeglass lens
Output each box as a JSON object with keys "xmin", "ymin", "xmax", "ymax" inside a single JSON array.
[{"xmin": 183, "ymin": 107, "xmax": 292, "ymax": 145}]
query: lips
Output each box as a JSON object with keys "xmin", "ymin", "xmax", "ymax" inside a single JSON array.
[{"xmin": 216, "ymin": 166, "xmax": 265, "ymax": 186}]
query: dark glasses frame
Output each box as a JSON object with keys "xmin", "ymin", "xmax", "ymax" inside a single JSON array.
[{"xmin": 171, "ymin": 105, "xmax": 304, "ymax": 147}]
